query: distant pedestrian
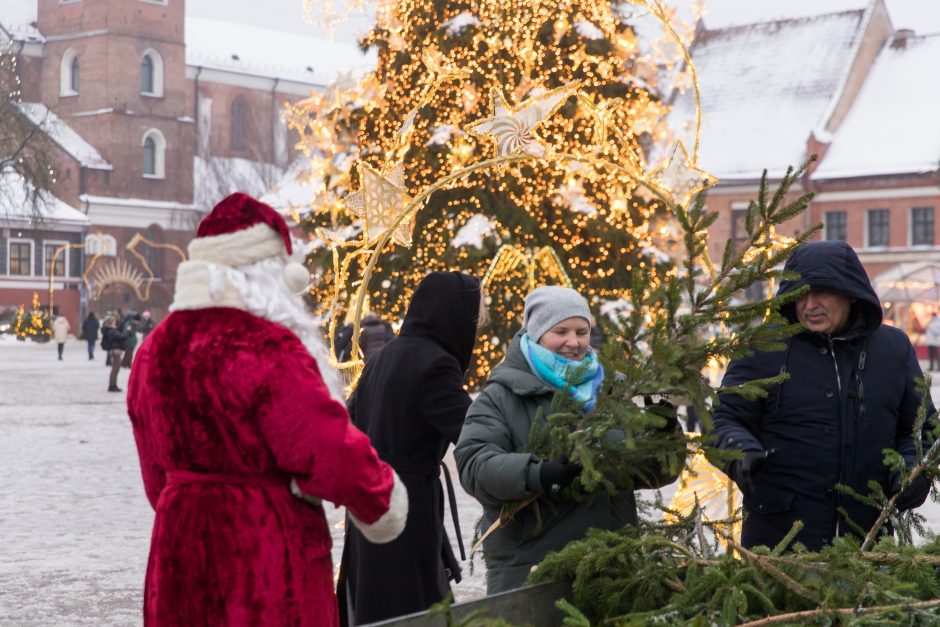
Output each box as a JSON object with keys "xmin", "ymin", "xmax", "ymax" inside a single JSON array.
[
  {"xmin": 120, "ymin": 311, "xmax": 140, "ymax": 368},
  {"xmin": 53, "ymin": 315, "xmax": 70, "ymax": 360},
  {"xmin": 82, "ymin": 312, "xmax": 100, "ymax": 360},
  {"xmin": 589, "ymin": 316, "xmax": 605, "ymax": 351},
  {"xmin": 925, "ymin": 313, "xmax": 940, "ymax": 372},
  {"xmin": 101, "ymin": 316, "xmax": 128, "ymax": 392},
  {"xmin": 139, "ymin": 310, "xmax": 156, "ymax": 339},
  {"xmin": 335, "ymin": 321, "xmax": 354, "ymax": 362},
  {"xmin": 359, "ymin": 312, "xmax": 393, "ymax": 363}
]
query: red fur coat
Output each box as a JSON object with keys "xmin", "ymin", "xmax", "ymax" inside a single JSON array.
[{"xmin": 128, "ymin": 307, "xmax": 406, "ymax": 626}]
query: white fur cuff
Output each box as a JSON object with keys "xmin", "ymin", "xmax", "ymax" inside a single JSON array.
[
  {"xmin": 350, "ymin": 470, "xmax": 409, "ymax": 544},
  {"xmin": 189, "ymin": 222, "xmax": 286, "ymax": 267}
]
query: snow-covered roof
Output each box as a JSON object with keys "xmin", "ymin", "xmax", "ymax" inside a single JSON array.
[
  {"xmin": 0, "ymin": 0, "xmax": 43, "ymax": 44},
  {"xmin": 669, "ymin": 9, "xmax": 867, "ymax": 181},
  {"xmin": 0, "ymin": 172, "xmax": 90, "ymax": 226},
  {"xmin": 185, "ymin": 17, "xmax": 373, "ymax": 85},
  {"xmin": 16, "ymin": 103, "xmax": 112, "ymax": 171},
  {"xmin": 813, "ymin": 34, "xmax": 940, "ymax": 180}
]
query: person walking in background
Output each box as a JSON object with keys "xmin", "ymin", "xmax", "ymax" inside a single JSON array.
[
  {"xmin": 120, "ymin": 311, "xmax": 140, "ymax": 368},
  {"xmin": 924, "ymin": 312, "xmax": 940, "ymax": 372},
  {"xmin": 82, "ymin": 312, "xmax": 100, "ymax": 360},
  {"xmin": 359, "ymin": 311, "xmax": 394, "ymax": 363},
  {"xmin": 139, "ymin": 310, "xmax": 156, "ymax": 340},
  {"xmin": 342, "ymin": 272, "xmax": 484, "ymax": 625},
  {"xmin": 127, "ymin": 193, "xmax": 406, "ymax": 626},
  {"xmin": 53, "ymin": 315, "xmax": 70, "ymax": 360},
  {"xmin": 713, "ymin": 241, "xmax": 934, "ymax": 552},
  {"xmin": 455, "ymin": 286, "xmax": 679, "ymax": 594},
  {"xmin": 101, "ymin": 316, "xmax": 128, "ymax": 392}
]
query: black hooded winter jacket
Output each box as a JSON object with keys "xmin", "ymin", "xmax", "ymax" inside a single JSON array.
[
  {"xmin": 713, "ymin": 241, "xmax": 933, "ymax": 551},
  {"xmin": 343, "ymin": 272, "xmax": 481, "ymax": 624}
]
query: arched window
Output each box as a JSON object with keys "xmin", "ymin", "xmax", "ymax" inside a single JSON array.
[
  {"xmin": 140, "ymin": 49, "xmax": 164, "ymax": 96},
  {"xmin": 141, "ymin": 129, "xmax": 166, "ymax": 178},
  {"xmin": 60, "ymin": 48, "xmax": 79, "ymax": 96},
  {"xmin": 86, "ymin": 234, "xmax": 117, "ymax": 257},
  {"xmin": 230, "ymin": 98, "xmax": 247, "ymax": 150}
]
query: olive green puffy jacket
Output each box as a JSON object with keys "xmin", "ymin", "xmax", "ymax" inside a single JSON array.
[{"xmin": 455, "ymin": 332, "xmax": 674, "ymax": 594}]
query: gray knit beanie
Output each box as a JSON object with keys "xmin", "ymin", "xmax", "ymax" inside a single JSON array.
[{"xmin": 523, "ymin": 285, "xmax": 592, "ymax": 342}]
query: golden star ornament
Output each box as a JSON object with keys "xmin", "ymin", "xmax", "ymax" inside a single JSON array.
[
  {"xmin": 467, "ymin": 83, "xmax": 577, "ymax": 158},
  {"xmin": 343, "ymin": 162, "xmax": 417, "ymax": 246},
  {"xmin": 652, "ymin": 141, "xmax": 715, "ymax": 206}
]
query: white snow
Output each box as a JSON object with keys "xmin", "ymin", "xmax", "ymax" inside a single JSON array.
[
  {"xmin": 441, "ymin": 12, "xmax": 481, "ymax": 35},
  {"xmin": 667, "ymin": 9, "xmax": 866, "ymax": 181},
  {"xmin": 0, "ymin": 172, "xmax": 91, "ymax": 225},
  {"xmin": 426, "ymin": 124, "xmax": 458, "ymax": 146},
  {"xmin": 0, "ymin": 337, "xmax": 486, "ymax": 624},
  {"xmin": 574, "ymin": 20, "xmax": 605, "ymax": 40},
  {"xmin": 812, "ymin": 33, "xmax": 940, "ymax": 179},
  {"xmin": 185, "ymin": 17, "xmax": 374, "ymax": 85},
  {"xmin": 450, "ymin": 214, "xmax": 495, "ymax": 249},
  {"xmin": 16, "ymin": 103, "xmax": 112, "ymax": 171},
  {"xmin": 262, "ymin": 159, "xmax": 321, "ymax": 213}
]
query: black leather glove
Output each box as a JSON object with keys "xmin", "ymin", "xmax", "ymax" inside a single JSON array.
[
  {"xmin": 730, "ymin": 449, "xmax": 774, "ymax": 495},
  {"xmin": 539, "ymin": 459, "xmax": 581, "ymax": 495},
  {"xmin": 890, "ymin": 470, "xmax": 931, "ymax": 511}
]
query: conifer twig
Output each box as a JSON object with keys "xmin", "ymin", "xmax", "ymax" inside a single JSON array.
[
  {"xmin": 715, "ymin": 530, "xmax": 816, "ymax": 604},
  {"xmin": 735, "ymin": 598, "xmax": 940, "ymax": 626},
  {"xmin": 860, "ymin": 437, "xmax": 940, "ymax": 551}
]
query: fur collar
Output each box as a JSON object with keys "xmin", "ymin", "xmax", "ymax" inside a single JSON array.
[{"xmin": 170, "ymin": 260, "xmax": 246, "ymax": 312}]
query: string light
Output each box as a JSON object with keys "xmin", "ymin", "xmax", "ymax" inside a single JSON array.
[{"xmin": 287, "ymin": 0, "xmax": 710, "ymax": 388}]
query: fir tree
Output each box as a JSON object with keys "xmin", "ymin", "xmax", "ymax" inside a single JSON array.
[{"xmin": 288, "ymin": 0, "xmax": 684, "ymax": 385}]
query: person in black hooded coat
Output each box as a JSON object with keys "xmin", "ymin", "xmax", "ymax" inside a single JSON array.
[
  {"xmin": 713, "ymin": 241, "xmax": 934, "ymax": 551},
  {"xmin": 341, "ymin": 271, "xmax": 482, "ymax": 625}
]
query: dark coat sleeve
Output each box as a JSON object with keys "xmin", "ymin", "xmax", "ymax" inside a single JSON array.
[
  {"xmin": 418, "ymin": 353, "xmax": 472, "ymax": 444},
  {"xmin": 712, "ymin": 353, "xmax": 772, "ymax": 471}
]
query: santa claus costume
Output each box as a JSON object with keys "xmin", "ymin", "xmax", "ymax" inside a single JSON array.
[{"xmin": 127, "ymin": 193, "xmax": 408, "ymax": 626}]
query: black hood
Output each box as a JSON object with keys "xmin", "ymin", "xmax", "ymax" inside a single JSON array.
[
  {"xmin": 399, "ymin": 271, "xmax": 481, "ymax": 373},
  {"xmin": 777, "ymin": 241, "xmax": 882, "ymax": 335}
]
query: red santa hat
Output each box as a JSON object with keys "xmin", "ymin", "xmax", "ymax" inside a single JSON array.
[{"xmin": 188, "ymin": 193, "xmax": 309, "ymax": 292}]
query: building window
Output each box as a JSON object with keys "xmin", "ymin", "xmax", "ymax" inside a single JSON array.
[
  {"xmin": 86, "ymin": 233, "xmax": 117, "ymax": 256},
  {"xmin": 43, "ymin": 241, "xmax": 69, "ymax": 277},
  {"xmin": 866, "ymin": 209, "xmax": 889, "ymax": 247},
  {"xmin": 60, "ymin": 48, "xmax": 79, "ymax": 96},
  {"xmin": 824, "ymin": 211, "xmax": 846, "ymax": 241},
  {"xmin": 141, "ymin": 129, "xmax": 166, "ymax": 178},
  {"xmin": 140, "ymin": 49, "xmax": 164, "ymax": 96},
  {"xmin": 230, "ymin": 99, "xmax": 247, "ymax": 150},
  {"xmin": 8, "ymin": 239, "xmax": 33, "ymax": 276},
  {"xmin": 912, "ymin": 207, "xmax": 934, "ymax": 246},
  {"xmin": 730, "ymin": 207, "xmax": 748, "ymax": 252}
]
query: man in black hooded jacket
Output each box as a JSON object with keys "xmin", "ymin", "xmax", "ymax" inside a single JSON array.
[{"xmin": 714, "ymin": 241, "xmax": 934, "ymax": 551}]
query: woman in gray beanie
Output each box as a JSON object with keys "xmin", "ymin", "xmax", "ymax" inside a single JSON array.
[{"xmin": 456, "ymin": 285, "xmax": 674, "ymax": 594}]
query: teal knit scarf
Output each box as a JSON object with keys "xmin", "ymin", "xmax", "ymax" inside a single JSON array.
[{"xmin": 520, "ymin": 332, "xmax": 604, "ymax": 411}]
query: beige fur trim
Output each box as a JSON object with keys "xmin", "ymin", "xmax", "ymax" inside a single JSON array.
[
  {"xmin": 169, "ymin": 261, "xmax": 246, "ymax": 312},
  {"xmin": 188, "ymin": 223, "xmax": 286, "ymax": 267},
  {"xmin": 349, "ymin": 470, "xmax": 409, "ymax": 544}
]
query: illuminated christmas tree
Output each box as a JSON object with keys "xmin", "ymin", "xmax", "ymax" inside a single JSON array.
[
  {"xmin": 12, "ymin": 292, "xmax": 51, "ymax": 341},
  {"xmin": 288, "ymin": 0, "xmax": 702, "ymax": 385}
]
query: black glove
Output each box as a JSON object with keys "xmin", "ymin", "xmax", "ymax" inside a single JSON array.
[
  {"xmin": 890, "ymin": 470, "xmax": 931, "ymax": 511},
  {"xmin": 539, "ymin": 459, "xmax": 581, "ymax": 495},
  {"xmin": 730, "ymin": 449, "xmax": 773, "ymax": 495},
  {"xmin": 644, "ymin": 396, "xmax": 679, "ymax": 431}
]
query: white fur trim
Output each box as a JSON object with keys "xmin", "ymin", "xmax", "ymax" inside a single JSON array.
[
  {"xmin": 170, "ymin": 261, "xmax": 246, "ymax": 312},
  {"xmin": 349, "ymin": 470, "xmax": 409, "ymax": 544},
  {"xmin": 290, "ymin": 478, "xmax": 323, "ymax": 506},
  {"xmin": 189, "ymin": 223, "xmax": 286, "ymax": 267},
  {"xmin": 283, "ymin": 261, "xmax": 310, "ymax": 294}
]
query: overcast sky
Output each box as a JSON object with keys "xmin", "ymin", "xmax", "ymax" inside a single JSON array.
[{"xmin": 186, "ymin": 0, "xmax": 940, "ymax": 45}]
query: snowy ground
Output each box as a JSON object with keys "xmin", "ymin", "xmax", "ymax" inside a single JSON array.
[{"xmin": 3, "ymin": 335, "xmax": 940, "ymax": 625}]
